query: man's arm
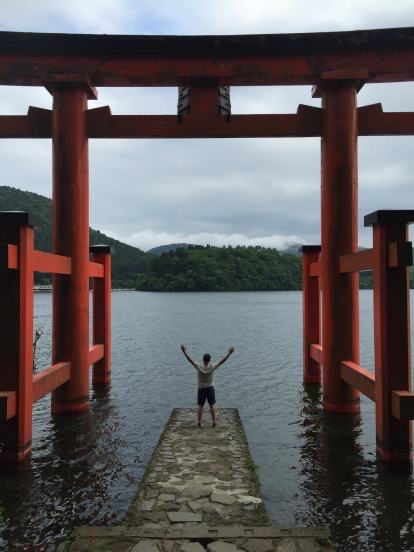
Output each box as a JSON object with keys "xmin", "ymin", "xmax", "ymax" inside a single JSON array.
[
  {"xmin": 216, "ymin": 347, "xmax": 235, "ymax": 368},
  {"xmin": 181, "ymin": 344, "xmax": 197, "ymax": 368}
]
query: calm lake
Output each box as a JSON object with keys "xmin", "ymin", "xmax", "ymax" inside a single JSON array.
[{"xmin": 1, "ymin": 290, "xmax": 414, "ymax": 551}]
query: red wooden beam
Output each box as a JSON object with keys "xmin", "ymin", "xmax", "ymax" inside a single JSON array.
[
  {"xmin": 1, "ymin": 102, "xmax": 414, "ymax": 139},
  {"xmin": 301, "ymin": 245, "xmax": 321, "ymax": 384},
  {"xmin": 0, "ymin": 245, "xmax": 72, "ymax": 274},
  {"xmin": 86, "ymin": 105, "xmax": 322, "ymax": 139},
  {"xmin": 89, "ymin": 344, "xmax": 104, "ymax": 366},
  {"xmin": 339, "ymin": 249, "xmax": 373, "ymax": 273},
  {"xmin": 309, "ymin": 344, "xmax": 323, "ymax": 365},
  {"xmin": 89, "ymin": 261, "xmax": 104, "ymax": 278},
  {"xmin": 389, "ymin": 241, "xmax": 413, "ymax": 268},
  {"xmin": 1, "ymin": 37, "xmax": 414, "ymax": 87},
  {"xmin": 32, "ymin": 362, "xmax": 71, "ymax": 403},
  {"xmin": 0, "ymin": 244, "xmax": 18, "ymax": 269},
  {"xmin": 358, "ymin": 103, "xmax": 414, "ymax": 136},
  {"xmin": 0, "ymin": 391, "xmax": 17, "ymax": 421},
  {"xmin": 309, "ymin": 260, "xmax": 322, "ymax": 277},
  {"xmin": 340, "ymin": 361, "xmax": 375, "ymax": 402},
  {"xmin": 34, "ymin": 250, "xmax": 71, "ymax": 274},
  {"xmin": 392, "ymin": 391, "xmax": 414, "ymax": 420},
  {"xmin": 0, "ymin": 107, "xmax": 52, "ymax": 138}
]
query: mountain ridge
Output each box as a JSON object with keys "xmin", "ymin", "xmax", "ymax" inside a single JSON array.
[{"xmin": 0, "ymin": 186, "xmax": 155, "ymax": 288}]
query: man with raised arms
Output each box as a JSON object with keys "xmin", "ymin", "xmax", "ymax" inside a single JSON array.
[{"xmin": 181, "ymin": 344, "xmax": 235, "ymax": 427}]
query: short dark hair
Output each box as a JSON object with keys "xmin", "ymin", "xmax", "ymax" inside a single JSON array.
[{"xmin": 203, "ymin": 353, "xmax": 211, "ymax": 363}]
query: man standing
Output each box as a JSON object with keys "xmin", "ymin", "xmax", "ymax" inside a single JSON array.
[{"xmin": 181, "ymin": 344, "xmax": 235, "ymax": 427}]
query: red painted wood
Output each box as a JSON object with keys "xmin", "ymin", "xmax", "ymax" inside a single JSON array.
[
  {"xmin": 190, "ymin": 84, "xmax": 219, "ymax": 114},
  {"xmin": 51, "ymin": 85, "xmax": 90, "ymax": 414},
  {"xmin": 302, "ymin": 250, "xmax": 321, "ymax": 384},
  {"xmin": 0, "ymin": 391, "xmax": 17, "ymax": 421},
  {"xmin": 392, "ymin": 391, "xmax": 414, "ymax": 420},
  {"xmin": 32, "ymin": 362, "xmax": 71, "ymax": 403},
  {"xmin": 340, "ymin": 361, "xmax": 375, "ymax": 402},
  {"xmin": 88, "ymin": 261, "xmax": 104, "ymax": 278},
  {"xmin": 388, "ymin": 241, "xmax": 413, "ymax": 268},
  {"xmin": 86, "ymin": 109, "xmax": 323, "ymax": 139},
  {"xmin": 0, "ymin": 224, "xmax": 34, "ymax": 462},
  {"xmin": 33, "ymin": 250, "xmax": 71, "ymax": 274},
  {"xmin": 88, "ymin": 344, "xmax": 104, "ymax": 366},
  {"xmin": 309, "ymin": 344, "xmax": 323, "ymax": 365},
  {"xmin": 1, "ymin": 48, "xmax": 414, "ymax": 87},
  {"xmin": 373, "ymin": 222, "xmax": 412, "ymax": 462},
  {"xmin": 321, "ymin": 81, "xmax": 360, "ymax": 414},
  {"xmin": 3, "ymin": 103, "xmax": 414, "ymax": 139},
  {"xmin": 339, "ymin": 249, "xmax": 373, "ymax": 273},
  {"xmin": 92, "ymin": 252, "xmax": 111, "ymax": 384},
  {"xmin": 308, "ymin": 260, "xmax": 322, "ymax": 277},
  {"xmin": 0, "ymin": 112, "xmax": 52, "ymax": 138},
  {"xmin": 0, "ymin": 243, "xmax": 18, "ymax": 269},
  {"xmin": 358, "ymin": 104, "xmax": 414, "ymax": 136}
]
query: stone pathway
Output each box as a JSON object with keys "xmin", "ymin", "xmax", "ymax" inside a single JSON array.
[
  {"xmin": 125, "ymin": 408, "xmax": 268, "ymax": 528},
  {"xmin": 67, "ymin": 409, "xmax": 333, "ymax": 551}
]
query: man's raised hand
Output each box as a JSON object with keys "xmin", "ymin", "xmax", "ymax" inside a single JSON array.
[
  {"xmin": 181, "ymin": 344, "xmax": 186, "ymax": 352},
  {"xmin": 229, "ymin": 347, "xmax": 235, "ymax": 354}
]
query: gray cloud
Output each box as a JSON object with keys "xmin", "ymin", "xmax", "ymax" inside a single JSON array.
[{"xmin": 0, "ymin": 2, "xmax": 414, "ymax": 250}]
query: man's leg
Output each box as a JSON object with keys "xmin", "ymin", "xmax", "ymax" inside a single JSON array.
[
  {"xmin": 198, "ymin": 404, "xmax": 204, "ymax": 424},
  {"xmin": 210, "ymin": 404, "xmax": 217, "ymax": 425}
]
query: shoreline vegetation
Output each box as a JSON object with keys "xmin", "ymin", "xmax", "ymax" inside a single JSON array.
[
  {"xmin": 2, "ymin": 185, "xmax": 405, "ymax": 292},
  {"xmin": 136, "ymin": 244, "xmax": 375, "ymax": 292}
]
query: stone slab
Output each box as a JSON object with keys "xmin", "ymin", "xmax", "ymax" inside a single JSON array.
[
  {"xmin": 136, "ymin": 501, "xmax": 155, "ymax": 512},
  {"xmin": 242, "ymin": 539, "xmax": 275, "ymax": 552},
  {"xmin": 211, "ymin": 493, "xmax": 237, "ymax": 505},
  {"xmin": 179, "ymin": 543, "xmax": 206, "ymax": 552},
  {"xmin": 158, "ymin": 494, "xmax": 176, "ymax": 502},
  {"xmin": 132, "ymin": 540, "xmax": 160, "ymax": 552},
  {"xmin": 208, "ymin": 543, "xmax": 240, "ymax": 552},
  {"xmin": 167, "ymin": 512, "xmax": 203, "ymax": 523}
]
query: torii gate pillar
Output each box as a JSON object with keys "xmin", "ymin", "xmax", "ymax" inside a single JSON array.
[
  {"xmin": 48, "ymin": 79, "xmax": 97, "ymax": 414},
  {"xmin": 317, "ymin": 79, "xmax": 361, "ymax": 413}
]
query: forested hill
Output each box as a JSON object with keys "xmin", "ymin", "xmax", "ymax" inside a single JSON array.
[
  {"xmin": 147, "ymin": 243, "xmax": 193, "ymax": 255},
  {"xmin": 0, "ymin": 186, "xmax": 155, "ymax": 288},
  {"xmin": 136, "ymin": 245, "xmax": 303, "ymax": 291}
]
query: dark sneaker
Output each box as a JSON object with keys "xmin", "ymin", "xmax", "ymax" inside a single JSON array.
[
  {"xmin": 212, "ymin": 423, "xmax": 217, "ymax": 428},
  {"xmin": 198, "ymin": 423, "xmax": 202, "ymax": 428}
]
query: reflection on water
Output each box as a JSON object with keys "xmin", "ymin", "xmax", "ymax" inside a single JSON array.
[
  {"xmin": 297, "ymin": 384, "xmax": 414, "ymax": 550},
  {"xmin": 1, "ymin": 291, "xmax": 414, "ymax": 551}
]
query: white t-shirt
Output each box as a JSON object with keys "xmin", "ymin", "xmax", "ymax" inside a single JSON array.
[{"xmin": 194, "ymin": 362, "xmax": 220, "ymax": 389}]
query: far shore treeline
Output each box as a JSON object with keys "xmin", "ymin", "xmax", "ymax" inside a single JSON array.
[
  {"xmin": 2, "ymin": 185, "xmax": 408, "ymax": 291},
  {"xmin": 136, "ymin": 245, "xmax": 375, "ymax": 292}
]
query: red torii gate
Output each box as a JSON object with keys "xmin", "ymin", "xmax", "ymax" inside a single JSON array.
[{"xmin": 1, "ymin": 27, "xmax": 414, "ymax": 463}]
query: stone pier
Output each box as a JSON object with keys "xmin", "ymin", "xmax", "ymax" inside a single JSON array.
[{"xmin": 68, "ymin": 408, "xmax": 332, "ymax": 551}]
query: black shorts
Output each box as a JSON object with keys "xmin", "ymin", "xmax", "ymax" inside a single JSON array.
[{"xmin": 197, "ymin": 386, "xmax": 216, "ymax": 406}]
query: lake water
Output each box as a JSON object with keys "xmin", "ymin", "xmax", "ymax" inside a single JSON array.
[{"xmin": 1, "ymin": 290, "xmax": 414, "ymax": 551}]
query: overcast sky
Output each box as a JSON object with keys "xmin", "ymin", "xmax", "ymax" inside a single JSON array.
[{"xmin": 1, "ymin": 1, "xmax": 414, "ymax": 251}]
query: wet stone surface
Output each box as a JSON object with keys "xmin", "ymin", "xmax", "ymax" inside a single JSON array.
[
  {"xmin": 68, "ymin": 409, "xmax": 332, "ymax": 551},
  {"xmin": 124, "ymin": 409, "xmax": 266, "ymax": 528}
]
